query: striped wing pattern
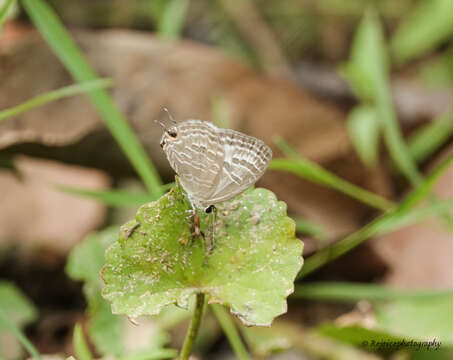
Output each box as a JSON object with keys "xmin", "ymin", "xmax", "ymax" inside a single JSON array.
[
  {"xmin": 209, "ymin": 128, "xmax": 272, "ymax": 204},
  {"xmin": 164, "ymin": 120, "xmax": 272, "ymax": 208},
  {"xmin": 165, "ymin": 120, "xmax": 224, "ymax": 206}
]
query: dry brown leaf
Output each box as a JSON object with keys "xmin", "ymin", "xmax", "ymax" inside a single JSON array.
[
  {"xmin": 0, "ymin": 29, "xmax": 392, "ymax": 243},
  {"xmin": 372, "ymin": 145, "xmax": 453, "ymax": 288},
  {"xmin": 0, "ymin": 156, "xmax": 109, "ymax": 254}
]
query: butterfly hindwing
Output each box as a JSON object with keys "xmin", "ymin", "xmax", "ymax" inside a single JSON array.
[{"xmin": 208, "ymin": 128, "xmax": 272, "ymax": 203}]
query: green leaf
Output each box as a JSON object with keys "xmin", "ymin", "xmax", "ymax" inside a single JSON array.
[
  {"xmin": 408, "ymin": 113, "xmax": 453, "ymax": 164},
  {"xmin": 391, "ymin": 0, "xmax": 453, "ymax": 65},
  {"xmin": 73, "ymin": 323, "xmax": 94, "ymax": 360},
  {"xmin": 0, "ymin": 282, "xmax": 39, "ymax": 360},
  {"xmin": 0, "ymin": 281, "xmax": 37, "ymax": 331},
  {"xmin": 158, "ymin": 0, "xmax": 189, "ymax": 39},
  {"xmin": 21, "ymin": 0, "xmax": 163, "ymax": 195},
  {"xmin": 240, "ymin": 325, "xmax": 292, "ymax": 357},
  {"xmin": 0, "ymin": 0, "xmax": 16, "ymax": 31},
  {"xmin": 102, "ymin": 182, "xmax": 303, "ymax": 326},
  {"xmin": 346, "ymin": 9, "xmax": 422, "ymax": 186},
  {"xmin": 66, "ymin": 227, "xmax": 175, "ymax": 357},
  {"xmin": 376, "ymin": 296, "xmax": 453, "ymax": 346},
  {"xmin": 0, "ymin": 79, "xmax": 113, "ymax": 123},
  {"xmin": 347, "ymin": 106, "xmax": 381, "ymax": 166},
  {"xmin": 293, "ymin": 282, "xmax": 453, "ymax": 302},
  {"xmin": 317, "ymin": 324, "xmax": 407, "ymax": 352},
  {"xmin": 67, "ymin": 227, "xmax": 123, "ymax": 355},
  {"xmin": 318, "ymin": 324, "xmax": 448, "ymax": 357},
  {"xmin": 341, "ymin": 8, "xmax": 388, "ymax": 101}
]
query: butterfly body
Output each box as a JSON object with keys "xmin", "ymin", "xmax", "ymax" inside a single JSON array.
[{"xmin": 160, "ymin": 119, "xmax": 272, "ymax": 209}]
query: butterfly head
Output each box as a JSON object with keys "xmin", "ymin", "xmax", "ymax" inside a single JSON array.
[
  {"xmin": 156, "ymin": 108, "xmax": 179, "ymax": 150},
  {"xmin": 159, "ymin": 126, "xmax": 178, "ymax": 150}
]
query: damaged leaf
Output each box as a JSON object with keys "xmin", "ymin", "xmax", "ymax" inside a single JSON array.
[
  {"xmin": 102, "ymin": 182, "xmax": 303, "ymax": 326},
  {"xmin": 66, "ymin": 227, "xmax": 175, "ymax": 357}
]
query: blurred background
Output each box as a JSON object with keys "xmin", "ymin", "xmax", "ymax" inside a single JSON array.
[{"xmin": 1, "ymin": 0, "xmax": 453, "ymax": 359}]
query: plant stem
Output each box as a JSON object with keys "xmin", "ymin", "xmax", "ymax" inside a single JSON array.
[
  {"xmin": 211, "ymin": 304, "xmax": 252, "ymax": 360},
  {"xmin": 180, "ymin": 293, "xmax": 205, "ymax": 360},
  {"xmin": 0, "ymin": 311, "xmax": 41, "ymax": 360}
]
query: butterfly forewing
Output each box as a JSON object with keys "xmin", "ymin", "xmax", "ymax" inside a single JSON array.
[{"xmin": 164, "ymin": 120, "xmax": 224, "ymax": 206}]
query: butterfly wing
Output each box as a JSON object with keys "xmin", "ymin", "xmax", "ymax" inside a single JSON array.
[
  {"xmin": 208, "ymin": 128, "xmax": 272, "ymax": 204},
  {"xmin": 164, "ymin": 120, "xmax": 225, "ymax": 206}
]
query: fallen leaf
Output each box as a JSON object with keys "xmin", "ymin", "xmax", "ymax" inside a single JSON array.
[{"xmin": 0, "ymin": 156, "xmax": 109, "ymax": 255}]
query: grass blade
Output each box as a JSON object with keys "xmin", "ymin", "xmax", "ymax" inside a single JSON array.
[
  {"xmin": 21, "ymin": 0, "xmax": 163, "ymax": 196},
  {"xmin": 298, "ymin": 152, "xmax": 453, "ymax": 279},
  {"xmin": 55, "ymin": 186, "xmax": 155, "ymax": 206},
  {"xmin": 391, "ymin": 0, "xmax": 453, "ymax": 65},
  {"xmin": 0, "ymin": 0, "xmax": 16, "ymax": 30},
  {"xmin": 73, "ymin": 323, "xmax": 94, "ymax": 360},
  {"xmin": 345, "ymin": 9, "xmax": 422, "ymax": 186},
  {"xmin": 407, "ymin": 112, "xmax": 453, "ymax": 164},
  {"xmin": 271, "ymin": 137, "xmax": 395, "ymax": 212},
  {"xmin": 346, "ymin": 106, "xmax": 380, "ymax": 166},
  {"xmin": 158, "ymin": 0, "xmax": 190, "ymax": 39},
  {"xmin": 293, "ymin": 282, "xmax": 453, "ymax": 302},
  {"xmin": 211, "ymin": 305, "xmax": 252, "ymax": 360},
  {"xmin": 55, "ymin": 183, "xmax": 174, "ymax": 207},
  {"xmin": 0, "ymin": 79, "xmax": 112, "ymax": 122},
  {"xmin": 294, "ymin": 217, "xmax": 327, "ymax": 242},
  {"xmin": 400, "ymin": 152, "xmax": 453, "ymax": 211},
  {"xmin": 0, "ymin": 311, "xmax": 41, "ymax": 360},
  {"xmin": 299, "ymin": 200, "xmax": 453, "ymax": 279}
]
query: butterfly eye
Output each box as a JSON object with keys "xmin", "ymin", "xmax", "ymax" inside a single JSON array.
[{"xmin": 167, "ymin": 127, "xmax": 178, "ymax": 138}]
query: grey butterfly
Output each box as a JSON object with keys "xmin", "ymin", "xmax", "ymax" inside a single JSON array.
[{"xmin": 159, "ymin": 119, "xmax": 272, "ymax": 211}]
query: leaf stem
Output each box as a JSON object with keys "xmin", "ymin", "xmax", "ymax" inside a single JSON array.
[
  {"xmin": 180, "ymin": 293, "xmax": 205, "ymax": 360},
  {"xmin": 211, "ymin": 304, "xmax": 252, "ymax": 360}
]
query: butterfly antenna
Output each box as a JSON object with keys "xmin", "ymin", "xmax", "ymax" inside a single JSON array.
[
  {"xmin": 163, "ymin": 107, "xmax": 177, "ymax": 125},
  {"xmin": 154, "ymin": 119, "xmax": 167, "ymax": 129}
]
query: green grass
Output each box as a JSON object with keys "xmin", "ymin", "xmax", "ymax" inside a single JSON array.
[
  {"xmin": 270, "ymin": 136, "xmax": 395, "ymax": 212},
  {"xmin": 0, "ymin": 79, "xmax": 113, "ymax": 123},
  {"xmin": 158, "ymin": 0, "xmax": 190, "ymax": 39},
  {"xmin": 0, "ymin": 0, "xmax": 16, "ymax": 30},
  {"xmin": 407, "ymin": 112, "xmax": 453, "ymax": 164},
  {"xmin": 211, "ymin": 305, "xmax": 252, "ymax": 360},
  {"xmin": 22, "ymin": 0, "xmax": 163, "ymax": 196},
  {"xmin": 294, "ymin": 282, "xmax": 453, "ymax": 302},
  {"xmin": 298, "ymin": 152, "xmax": 453, "ymax": 279},
  {"xmin": 343, "ymin": 9, "xmax": 422, "ymax": 186},
  {"xmin": 73, "ymin": 323, "xmax": 94, "ymax": 360},
  {"xmin": 0, "ymin": 311, "xmax": 41, "ymax": 360},
  {"xmin": 55, "ymin": 183, "xmax": 174, "ymax": 207}
]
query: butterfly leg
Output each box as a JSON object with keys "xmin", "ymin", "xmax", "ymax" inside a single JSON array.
[
  {"xmin": 191, "ymin": 211, "xmax": 205, "ymax": 242},
  {"xmin": 186, "ymin": 201, "xmax": 205, "ymax": 244},
  {"xmin": 205, "ymin": 205, "xmax": 216, "ymax": 254}
]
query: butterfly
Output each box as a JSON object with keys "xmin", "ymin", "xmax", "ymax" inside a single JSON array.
[{"xmin": 159, "ymin": 117, "xmax": 272, "ymax": 212}]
